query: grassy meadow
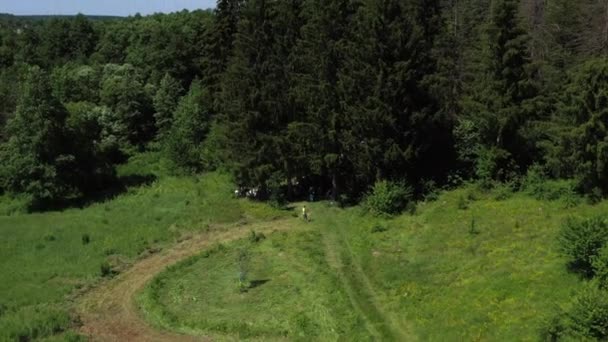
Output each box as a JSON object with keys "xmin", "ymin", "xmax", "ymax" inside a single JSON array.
[
  {"xmin": 321, "ymin": 188, "xmax": 586, "ymax": 340},
  {"xmin": 136, "ymin": 183, "xmax": 598, "ymax": 341},
  {"xmin": 137, "ymin": 229, "xmax": 374, "ymax": 340},
  {"xmin": 0, "ymin": 153, "xmax": 602, "ymax": 341},
  {"xmin": 0, "ymin": 153, "xmax": 285, "ymax": 341}
]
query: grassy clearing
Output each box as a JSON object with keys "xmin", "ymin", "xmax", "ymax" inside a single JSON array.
[
  {"xmin": 137, "ymin": 228, "xmax": 372, "ymax": 341},
  {"xmin": 1, "ymin": 151, "xmax": 603, "ymax": 340},
  {"xmin": 139, "ymin": 184, "xmax": 600, "ymax": 341},
  {"xmin": 318, "ymin": 186, "xmax": 590, "ymax": 341},
  {"xmin": 0, "ymin": 152, "xmax": 286, "ymax": 341}
]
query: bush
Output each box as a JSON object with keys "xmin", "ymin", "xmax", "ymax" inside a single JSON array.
[
  {"xmin": 249, "ymin": 230, "xmax": 266, "ymax": 243},
  {"xmin": 559, "ymin": 216, "xmax": 608, "ymax": 276},
  {"xmin": 593, "ymin": 245, "xmax": 608, "ymax": 289},
  {"xmin": 493, "ymin": 183, "xmax": 514, "ymax": 201},
  {"xmin": 562, "ymin": 190, "xmax": 582, "ymax": 209},
  {"xmin": 588, "ymin": 187, "xmax": 603, "ymax": 205},
  {"xmin": 567, "ymin": 284, "xmax": 608, "ymax": 340},
  {"xmin": 371, "ymin": 224, "xmax": 388, "ymax": 233},
  {"xmin": 475, "ymin": 147, "xmax": 517, "ymax": 189},
  {"xmin": 540, "ymin": 312, "xmax": 568, "ymax": 342},
  {"xmin": 521, "ymin": 164, "xmax": 546, "ymax": 194},
  {"xmin": 364, "ymin": 180, "xmax": 413, "ymax": 216},
  {"xmin": 421, "ymin": 179, "xmax": 439, "ymax": 202},
  {"xmin": 100, "ymin": 261, "xmax": 114, "ymax": 277},
  {"xmin": 522, "ymin": 165, "xmax": 579, "ymax": 202}
]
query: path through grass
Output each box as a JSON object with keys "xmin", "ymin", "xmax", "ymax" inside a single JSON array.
[
  {"xmin": 319, "ymin": 208, "xmax": 412, "ymax": 341},
  {"xmin": 0, "ymin": 152, "xmax": 286, "ymax": 341}
]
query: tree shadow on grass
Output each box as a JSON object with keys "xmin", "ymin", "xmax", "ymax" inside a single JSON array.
[
  {"xmin": 31, "ymin": 173, "xmax": 157, "ymax": 213},
  {"xmin": 89, "ymin": 173, "xmax": 157, "ymax": 202},
  {"xmin": 566, "ymin": 260, "xmax": 595, "ymax": 280},
  {"xmin": 248, "ymin": 279, "xmax": 270, "ymax": 290}
]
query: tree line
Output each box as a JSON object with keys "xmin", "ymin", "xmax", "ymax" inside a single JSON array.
[{"xmin": 1, "ymin": 0, "xmax": 608, "ymax": 209}]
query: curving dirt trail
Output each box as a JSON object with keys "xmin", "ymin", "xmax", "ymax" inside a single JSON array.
[{"xmin": 75, "ymin": 219, "xmax": 296, "ymax": 342}]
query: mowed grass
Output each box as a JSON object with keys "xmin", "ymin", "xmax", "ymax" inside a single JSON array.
[
  {"xmin": 1, "ymin": 150, "xmax": 603, "ymax": 341},
  {"xmin": 137, "ymin": 229, "xmax": 372, "ymax": 341},
  {"xmin": 317, "ymin": 187, "xmax": 592, "ymax": 341},
  {"xmin": 140, "ymin": 185, "xmax": 600, "ymax": 341},
  {"xmin": 0, "ymin": 152, "xmax": 286, "ymax": 341}
]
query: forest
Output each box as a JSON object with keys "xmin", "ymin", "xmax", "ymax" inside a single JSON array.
[
  {"xmin": 3, "ymin": 0, "xmax": 608, "ymax": 340},
  {"xmin": 1, "ymin": 0, "xmax": 608, "ymax": 208}
]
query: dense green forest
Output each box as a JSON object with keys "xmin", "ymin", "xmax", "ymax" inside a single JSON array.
[{"xmin": 2, "ymin": 0, "xmax": 608, "ymax": 207}]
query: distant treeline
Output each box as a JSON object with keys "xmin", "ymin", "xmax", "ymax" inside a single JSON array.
[
  {"xmin": 0, "ymin": 13, "xmax": 126, "ymax": 21},
  {"xmin": 1, "ymin": 0, "xmax": 608, "ymax": 208}
]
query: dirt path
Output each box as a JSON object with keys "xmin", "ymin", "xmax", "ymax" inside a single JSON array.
[
  {"xmin": 321, "ymin": 215, "xmax": 415, "ymax": 341},
  {"xmin": 76, "ymin": 219, "xmax": 296, "ymax": 342}
]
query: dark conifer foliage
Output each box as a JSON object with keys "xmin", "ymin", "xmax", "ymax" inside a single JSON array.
[{"xmin": 2, "ymin": 1, "xmax": 608, "ymax": 207}]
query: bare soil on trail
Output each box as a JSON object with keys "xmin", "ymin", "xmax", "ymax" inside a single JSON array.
[{"xmin": 75, "ymin": 219, "xmax": 296, "ymax": 342}]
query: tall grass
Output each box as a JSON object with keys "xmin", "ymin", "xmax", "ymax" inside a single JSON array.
[{"xmin": 0, "ymin": 152, "xmax": 285, "ymax": 340}]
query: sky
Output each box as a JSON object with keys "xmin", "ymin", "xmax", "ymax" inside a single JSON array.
[{"xmin": 0, "ymin": 0, "xmax": 216, "ymax": 16}]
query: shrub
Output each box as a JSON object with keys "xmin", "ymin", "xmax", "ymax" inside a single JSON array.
[
  {"xmin": 521, "ymin": 164, "xmax": 546, "ymax": 195},
  {"xmin": 475, "ymin": 147, "xmax": 517, "ymax": 188},
  {"xmin": 364, "ymin": 180, "xmax": 413, "ymax": 216},
  {"xmin": 267, "ymin": 173, "xmax": 287, "ymax": 208},
  {"xmin": 421, "ymin": 179, "xmax": 439, "ymax": 202},
  {"xmin": 559, "ymin": 216, "xmax": 608, "ymax": 276},
  {"xmin": 522, "ymin": 165, "xmax": 579, "ymax": 202},
  {"xmin": 100, "ymin": 261, "xmax": 114, "ymax": 277},
  {"xmin": 593, "ymin": 245, "xmax": 608, "ymax": 289},
  {"xmin": 249, "ymin": 230, "xmax": 266, "ymax": 243},
  {"xmin": 567, "ymin": 284, "xmax": 608, "ymax": 340},
  {"xmin": 588, "ymin": 187, "xmax": 603, "ymax": 205},
  {"xmin": 493, "ymin": 183, "xmax": 514, "ymax": 201},
  {"xmin": 562, "ymin": 190, "xmax": 582, "ymax": 209},
  {"xmin": 371, "ymin": 224, "xmax": 388, "ymax": 234},
  {"xmin": 540, "ymin": 312, "xmax": 568, "ymax": 342}
]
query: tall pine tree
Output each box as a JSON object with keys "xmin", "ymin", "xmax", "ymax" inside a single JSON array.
[{"xmin": 458, "ymin": 0, "xmax": 535, "ymax": 181}]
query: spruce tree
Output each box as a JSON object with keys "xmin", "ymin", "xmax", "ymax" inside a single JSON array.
[
  {"xmin": 221, "ymin": 0, "xmax": 304, "ymax": 194},
  {"xmin": 201, "ymin": 0, "xmax": 245, "ymax": 93},
  {"xmin": 165, "ymin": 81, "xmax": 212, "ymax": 172},
  {"xmin": 459, "ymin": 0, "xmax": 535, "ymax": 181},
  {"xmin": 153, "ymin": 73, "xmax": 183, "ymax": 140},
  {"xmin": 292, "ymin": 0, "xmax": 357, "ymax": 200},
  {"xmin": 336, "ymin": 0, "xmax": 449, "ymax": 192}
]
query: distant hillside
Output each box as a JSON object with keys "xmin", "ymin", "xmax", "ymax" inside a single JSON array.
[{"xmin": 10, "ymin": 14, "xmax": 124, "ymax": 21}]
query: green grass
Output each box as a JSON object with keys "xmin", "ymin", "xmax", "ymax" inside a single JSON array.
[
  {"xmin": 139, "ymin": 184, "xmax": 599, "ymax": 341},
  {"xmin": 0, "ymin": 152, "xmax": 286, "ymax": 341},
  {"xmin": 2, "ymin": 152, "xmax": 606, "ymax": 341},
  {"xmin": 318, "ymin": 186, "xmax": 590, "ymax": 341},
  {"xmin": 137, "ymin": 229, "xmax": 372, "ymax": 341}
]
